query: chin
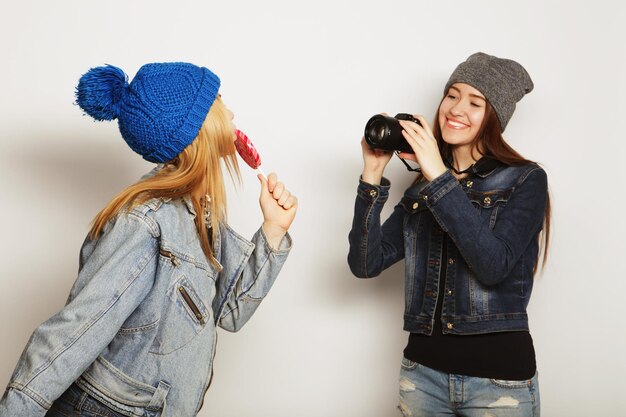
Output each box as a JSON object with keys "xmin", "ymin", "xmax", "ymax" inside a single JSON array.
[{"xmin": 442, "ymin": 135, "xmax": 473, "ymax": 147}]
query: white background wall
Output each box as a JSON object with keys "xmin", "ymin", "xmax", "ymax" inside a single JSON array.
[{"xmin": 1, "ymin": 1, "xmax": 624, "ymax": 416}]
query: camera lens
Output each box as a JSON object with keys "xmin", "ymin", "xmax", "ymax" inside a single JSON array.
[
  {"xmin": 366, "ymin": 118, "xmax": 388, "ymax": 144},
  {"xmin": 364, "ymin": 114, "xmax": 415, "ymax": 153}
]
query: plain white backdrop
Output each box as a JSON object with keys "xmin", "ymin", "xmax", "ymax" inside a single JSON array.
[{"xmin": 0, "ymin": 1, "xmax": 624, "ymax": 416}]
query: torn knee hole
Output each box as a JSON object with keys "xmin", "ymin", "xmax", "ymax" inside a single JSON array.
[
  {"xmin": 399, "ymin": 377, "xmax": 416, "ymax": 392},
  {"xmin": 398, "ymin": 400, "xmax": 412, "ymax": 416}
]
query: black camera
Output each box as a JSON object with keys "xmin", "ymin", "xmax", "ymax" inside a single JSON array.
[{"xmin": 364, "ymin": 113, "xmax": 421, "ymax": 153}]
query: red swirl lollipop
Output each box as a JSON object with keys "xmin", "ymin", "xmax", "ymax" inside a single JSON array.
[{"xmin": 234, "ymin": 129, "xmax": 264, "ymax": 175}]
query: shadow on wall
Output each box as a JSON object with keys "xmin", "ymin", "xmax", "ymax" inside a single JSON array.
[
  {"xmin": 320, "ymin": 253, "xmax": 406, "ymax": 307},
  {"xmin": 0, "ymin": 129, "xmax": 151, "ymax": 376},
  {"xmin": 4, "ymin": 129, "xmax": 152, "ymax": 214},
  {"xmin": 285, "ymin": 153, "xmax": 407, "ymax": 311}
]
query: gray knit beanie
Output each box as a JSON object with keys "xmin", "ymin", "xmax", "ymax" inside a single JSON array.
[{"xmin": 444, "ymin": 52, "xmax": 533, "ymax": 131}]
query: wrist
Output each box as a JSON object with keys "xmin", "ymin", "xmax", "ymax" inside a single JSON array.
[
  {"xmin": 424, "ymin": 163, "xmax": 448, "ymax": 182},
  {"xmin": 262, "ymin": 221, "xmax": 288, "ymax": 237},
  {"xmin": 361, "ymin": 169, "xmax": 384, "ymax": 185},
  {"xmin": 261, "ymin": 222, "xmax": 288, "ymax": 251}
]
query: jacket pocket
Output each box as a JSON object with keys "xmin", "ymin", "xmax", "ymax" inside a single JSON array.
[
  {"xmin": 150, "ymin": 275, "xmax": 209, "ymax": 355},
  {"xmin": 79, "ymin": 357, "xmax": 170, "ymax": 414},
  {"xmin": 400, "ymin": 195, "xmax": 428, "ymax": 237},
  {"xmin": 399, "ymin": 195, "xmax": 429, "ymax": 215},
  {"xmin": 466, "ymin": 189, "xmax": 512, "ymax": 228}
]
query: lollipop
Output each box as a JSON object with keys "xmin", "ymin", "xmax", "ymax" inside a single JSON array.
[{"xmin": 234, "ymin": 129, "xmax": 265, "ymax": 177}]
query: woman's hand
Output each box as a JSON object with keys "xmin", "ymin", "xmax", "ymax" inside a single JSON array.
[
  {"xmin": 258, "ymin": 173, "xmax": 298, "ymax": 249},
  {"xmin": 361, "ymin": 136, "xmax": 393, "ymax": 185},
  {"xmin": 397, "ymin": 115, "xmax": 448, "ymax": 182}
]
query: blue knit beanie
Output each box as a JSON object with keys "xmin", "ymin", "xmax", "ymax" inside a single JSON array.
[{"xmin": 76, "ymin": 62, "xmax": 221, "ymax": 163}]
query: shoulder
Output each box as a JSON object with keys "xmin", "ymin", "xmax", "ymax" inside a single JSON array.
[
  {"xmin": 135, "ymin": 196, "xmax": 189, "ymax": 214},
  {"xmin": 122, "ymin": 197, "xmax": 190, "ymax": 238},
  {"xmin": 128, "ymin": 197, "xmax": 205, "ymax": 249},
  {"xmin": 89, "ymin": 204, "xmax": 161, "ymax": 254},
  {"xmin": 492, "ymin": 162, "xmax": 547, "ymax": 188}
]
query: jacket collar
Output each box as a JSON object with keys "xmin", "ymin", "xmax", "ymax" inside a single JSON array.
[
  {"xmin": 182, "ymin": 196, "xmax": 197, "ymax": 217},
  {"xmin": 446, "ymin": 156, "xmax": 505, "ymax": 179},
  {"xmin": 142, "ymin": 166, "xmax": 198, "ymax": 216}
]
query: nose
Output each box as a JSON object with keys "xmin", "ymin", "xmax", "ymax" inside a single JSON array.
[
  {"xmin": 227, "ymin": 109, "xmax": 235, "ymax": 120},
  {"xmin": 449, "ymin": 100, "xmax": 465, "ymax": 116}
]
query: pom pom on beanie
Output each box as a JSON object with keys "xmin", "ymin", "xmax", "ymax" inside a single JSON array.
[{"xmin": 76, "ymin": 65, "xmax": 128, "ymax": 121}]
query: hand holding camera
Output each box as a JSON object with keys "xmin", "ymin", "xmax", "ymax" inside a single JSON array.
[
  {"xmin": 363, "ymin": 113, "xmax": 447, "ymax": 182},
  {"xmin": 364, "ymin": 113, "xmax": 422, "ymax": 153}
]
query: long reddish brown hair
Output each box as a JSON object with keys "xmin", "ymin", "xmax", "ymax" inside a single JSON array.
[{"xmin": 429, "ymin": 98, "xmax": 551, "ymax": 273}]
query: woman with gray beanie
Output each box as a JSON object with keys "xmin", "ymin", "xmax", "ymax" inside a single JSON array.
[{"xmin": 348, "ymin": 52, "xmax": 550, "ymax": 416}]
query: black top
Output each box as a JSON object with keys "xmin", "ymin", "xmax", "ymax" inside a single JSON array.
[{"xmin": 403, "ymin": 234, "xmax": 536, "ymax": 380}]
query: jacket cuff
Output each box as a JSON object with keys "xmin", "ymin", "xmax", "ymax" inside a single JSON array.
[
  {"xmin": 0, "ymin": 387, "xmax": 48, "ymax": 417},
  {"xmin": 258, "ymin": 227, "xmax": 292, "ymax": 254},
  {"xmin": 357, "ymin": 176, "xmax": 391, "ymax": 204}
]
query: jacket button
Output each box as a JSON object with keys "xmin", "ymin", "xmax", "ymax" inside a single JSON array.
[
  {"xmin": 369, "ymin": 189, "xmax": 377, "ymax": 198},
  {"xmin": 446, "ymin": 289, "xmax": 453, "ymax": 296},
  {"xmin": 423, "ymin": 195, "xmax": 428, "ymax": 201},
  {"xmin": 484, "ymin": 196, "xmax": 491, "ymax": 205},
  {"xmin": 466, "ymin": 180, "xmax": 473, "ymax": 188},
  {"xmin": 448, "ymin": 258, "xmax": 455, "ymax": 265},
  {"xmin": 447, "ymin": 323, "xmax": 454, "ymax": 330},
  {"xmin": 412, "ymin": 202, "xmax": 419, "ymax": 209}
]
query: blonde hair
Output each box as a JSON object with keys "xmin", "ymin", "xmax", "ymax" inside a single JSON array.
[{"xmin": 89, "ymin": 97, "xmax": 240, "ymax": 267}]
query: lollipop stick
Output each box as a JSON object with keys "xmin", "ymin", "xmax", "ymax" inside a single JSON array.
[{"xmin": 256, "ymin": 167, "xmax": 266, "ymax": 179}]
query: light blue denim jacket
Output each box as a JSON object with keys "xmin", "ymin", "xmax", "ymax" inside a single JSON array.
[{"xmin": 0, "ymin": 196, "xmax": 291, "ymax": 417}]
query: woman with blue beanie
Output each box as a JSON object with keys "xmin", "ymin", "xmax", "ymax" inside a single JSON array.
[
  {"xmin": 348, "ymin": 53, "xmax": 549, "ymax": 416},
  {"xmin": 0, "ymin": 62, "xmax": 297, "ymax": 417}
]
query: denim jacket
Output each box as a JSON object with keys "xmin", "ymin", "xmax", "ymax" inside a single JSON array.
[
  {"xmin": 0, "ymin": 197, "xmax": 291, "ymax": 417},
  {"xmin": 348, "ymin": 163, "xmax": 547, "ymax": 336}
]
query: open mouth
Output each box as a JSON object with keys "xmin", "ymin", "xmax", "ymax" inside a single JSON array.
[{"xmin": 446, "ymin": 118, "xmax": 469, "ymax": 129}]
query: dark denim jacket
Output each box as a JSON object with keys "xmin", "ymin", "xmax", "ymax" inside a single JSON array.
[{"xmin": 348, "ymin": 163, "xmax": 548, "ymax": 335}]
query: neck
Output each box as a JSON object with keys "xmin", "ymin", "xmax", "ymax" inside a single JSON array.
[{"xmin": 451, "ymin": 145, "xmax": 482, "ymax": 176}]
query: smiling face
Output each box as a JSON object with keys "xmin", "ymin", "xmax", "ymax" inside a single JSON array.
[{"xmin": 438, "ymin": 83, "xmax": 487, "ymax": 149}]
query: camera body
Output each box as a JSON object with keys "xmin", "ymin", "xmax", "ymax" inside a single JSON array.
[{"xmin": 364, "ymin": 113, "xmax": 421, "ymax": 153}]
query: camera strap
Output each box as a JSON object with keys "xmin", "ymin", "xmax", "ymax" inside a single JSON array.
[
  {"xmin": 446, "ymin": 155, "xmax": 503, "ymax": 176},
  {"xmin": 395, "ymin": 151, "xmax": 422, "ymax": 172},
  {"xmin": 395, "ymin": 153, "xmax": 504, "ymax": 175}
]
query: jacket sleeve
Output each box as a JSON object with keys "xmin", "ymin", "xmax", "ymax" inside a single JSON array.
[
  {"xmin": 420, "ymin": 167, "xmax": 548, "ymax": 286},
  {"xmin": 0, "ymin": 212, "xmax": 159, "ymax": 416},
  {"xmin": 216, "ymin": 225, "xmax": 291, "ymax": 332},
  {"xmin": 347, "ymin": 178, "xmax": 405, "ymax": 278}
]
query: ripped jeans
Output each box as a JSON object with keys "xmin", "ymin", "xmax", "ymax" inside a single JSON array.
[{"xmin": 398, "ymin": 358, "xmax": 540, "ymax": 417}]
